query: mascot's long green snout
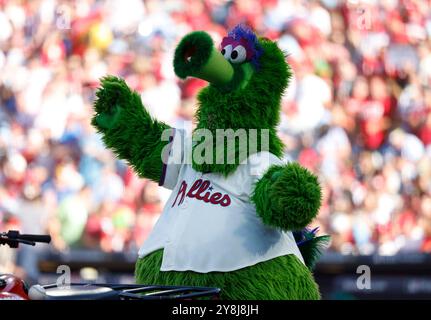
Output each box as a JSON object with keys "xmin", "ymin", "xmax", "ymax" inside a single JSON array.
[
  {"xmin": 173, "ymin": 31, "xmax": 234, "ymax": 85},
  {"xmin": 92, "ymin": 24, "xmax": 330, "ymax": 300}
]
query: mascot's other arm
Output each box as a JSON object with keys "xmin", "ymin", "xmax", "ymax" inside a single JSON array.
[
  {"xmin": 251, "ymin": 162, "xmax": 322, "ymax": 231},
  {"xmin": 91, "ymin": 76, "xmax": 170, "ymax": 182}
]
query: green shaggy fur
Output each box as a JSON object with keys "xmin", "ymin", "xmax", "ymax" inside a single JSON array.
[
  {"xmin": 299, "ymin": 235, "xmax": 331, "ymax": 271},
  {"xmin": 192, "ymin": 38, "xmax": 291, "ymax": 176},
  {"xmin": 135, "ymin": 249, "xmax": 320, "ymax": 300},
  {"xmin": 92, "ymin": 76, "xmax": 170, "ymax": 183},
  {"xmin": 251, "ymin": 162, "xmax": 322, "ymax": 231}
]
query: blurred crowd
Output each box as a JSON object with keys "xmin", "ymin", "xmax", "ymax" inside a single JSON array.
[{"xmin": 1, "ymin": 0, "xmax": 431, "ymax": 278}]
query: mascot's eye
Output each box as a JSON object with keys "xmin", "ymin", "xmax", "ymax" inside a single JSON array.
[
  {"xmin": 221, "ymin": 45, "xmax": 232, "ymax": 60},
  {"xmin": 230, "ymin": 45, "xmax": 247, "ymax": 64}
]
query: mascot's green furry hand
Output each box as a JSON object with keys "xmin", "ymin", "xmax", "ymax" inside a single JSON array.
[
  {"xmin": 93, "ymin": 76, "xmax": 130, "ymax": 130},
  {"xmin": 92, "ymin": 76, "xmax": 170, "ymax": 183},
  {"xmin": 252, "ymin": 162, "xmax": 322, "ymax": 231}
]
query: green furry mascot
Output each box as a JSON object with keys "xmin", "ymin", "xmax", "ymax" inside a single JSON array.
[{"xmin": 92, "ymin": 25, "xmax": 330, "ymax": 300}]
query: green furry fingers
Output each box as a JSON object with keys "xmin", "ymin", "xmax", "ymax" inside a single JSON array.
[
  {"xmin": 135, "ymin": 250, "xmax": 320, "ymax": 300},
  {"xmin": 92, "ymin": 76, "xmax": 171, "ymax": 182}
]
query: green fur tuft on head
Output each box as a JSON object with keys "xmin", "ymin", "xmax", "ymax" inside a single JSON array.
[{"xmin": 251, "ymin": 162, "xmax": 322, "ymax": 231}]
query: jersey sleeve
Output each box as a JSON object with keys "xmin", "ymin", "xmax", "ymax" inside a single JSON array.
[
  {"xmin": 248, "ymin": 151, "xmax": 284, "ymax": 182},
  {"xmin": 159, "ymin": 128, "xmax": 186, "ymax": 190}
]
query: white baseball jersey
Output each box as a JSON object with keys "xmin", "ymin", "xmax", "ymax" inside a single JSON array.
[{"xmin": 138, "ymin": 129, "xmax": 304, "ymax": 272}]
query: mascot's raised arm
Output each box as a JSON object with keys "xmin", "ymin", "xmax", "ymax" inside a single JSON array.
[{"xmin": 92, "ymin": 24, "xmax": 330, "ymax": 300}]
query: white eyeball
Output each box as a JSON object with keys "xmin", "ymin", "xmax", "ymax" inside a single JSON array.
[
  {"xmin": 221, "ymin": 45, "xmax": 232, "ymax": 60},
  {"xmin": 229, "ymin": 45, "xmax": 247, "ymax": 64}
]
